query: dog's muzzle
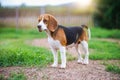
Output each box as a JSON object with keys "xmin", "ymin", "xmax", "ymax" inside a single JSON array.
[{"xmin": 37, "ymin": 25, "xmax": 42, "ymax": 32}]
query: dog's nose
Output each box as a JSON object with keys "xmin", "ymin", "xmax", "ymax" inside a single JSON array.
[{"xmin": 37, "ymin": 25, "xmax": 41, "ymax": 28}]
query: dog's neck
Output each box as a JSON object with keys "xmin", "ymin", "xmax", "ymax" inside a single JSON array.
[
  {"xmin": 45, "ymin": 26, "xmax": 59, "ymax": 39},
  {"xmin": 45, "ymin": 30, "xmax": 52, "ymax": 38}
]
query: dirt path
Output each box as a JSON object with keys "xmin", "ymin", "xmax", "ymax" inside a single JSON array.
[
  {"xmin": 96, "ymin": 38, "xmax": 120, "ymax": 44},
  {"xmin": 28, "ymin": 38, "xmax": 120, "ymax": 79},
  {"xmin": 1, "ymin": 38, "xmax": 120, "ymax": 80},
  {"xmin": 0, "ymin": 60, "xmax": 120, "ymax": 80}
]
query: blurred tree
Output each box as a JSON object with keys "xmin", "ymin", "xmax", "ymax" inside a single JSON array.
[
  {"xmin": 93, "ymin": 0, "xmax": 120, "ymax": 29},
  {"xmin": 0, "ymin": 3, "xmax": 2, "ymax": 8},
  {"xmin": 20, "ymin": 3, "xmax": 26, "ymax": 7}
]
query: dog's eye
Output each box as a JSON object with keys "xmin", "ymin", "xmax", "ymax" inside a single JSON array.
[
  {"xmin": 38, "ymin": 19, "xmax": 41, "ymax": 22},
  {"xmin": 43, "ymin": 19, "xmax": 47, "ymax": 22},
  {"xmin": 43, "ymin": 19, "xmax": 47, "ymax": 24}
]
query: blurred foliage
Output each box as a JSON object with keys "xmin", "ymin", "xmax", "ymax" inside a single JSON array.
[{"xmin": 93, "ymin": 0, "xmax": 120, "ymax": 29}]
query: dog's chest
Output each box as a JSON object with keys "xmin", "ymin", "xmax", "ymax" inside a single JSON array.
[{"xmin": 48, "ymin": 37, "xmax": 61, "ymax": 48}]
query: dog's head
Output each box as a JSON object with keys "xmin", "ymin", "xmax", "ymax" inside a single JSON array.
[{"xmin": 37, "ymin": 14, "xmax": 58, "ymax": 32}]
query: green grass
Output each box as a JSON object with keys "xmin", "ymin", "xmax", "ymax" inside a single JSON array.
[
  {"xmin": 89, "ymin": 39, "xmax": 120, "ymax": 60},
  {"xmin": 0, "ymin": 28, "xmax": 48, "ymax": 66},
  {"xmin": 0, "ymin": 74, "xmax": 5, "ymax": 80},
  {"xmin": 8, "ymin": 72, "xmax": 27, "ymax": 80},
  {"xmin": 102, "ymin": 61, "xmax": 120, "ymax": 74},
  {"xmin": 0, "ymin": 39, "xmax": 53, "ymax": 67},
  {"xmin": 106, "ymin": 65, "xmax": 120, "ymax": 74},
  {"xmin": 0, "ymin": 72, "xmax": 27, "ymax": 80},
  {"xmin": 0, "ymin": 39, "xmax": 75, "ymax": 67},
  {"xmin": 91, "ymin": 27, "xmax": 120, "ymax": 39},
  {"xmin": 0, "ymin": 27, "xmax": 47, "ymax": 39}
]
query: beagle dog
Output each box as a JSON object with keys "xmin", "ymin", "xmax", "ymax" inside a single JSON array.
[{"xmin": 37, "ymin": 14, "xmax": 90, "ymax": 68}]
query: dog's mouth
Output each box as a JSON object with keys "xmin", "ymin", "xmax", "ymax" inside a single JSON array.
[
  {"xmin": 37, "ymin": 28, "xmax": 47, "ymax": 32},
  {"xmin": 39, "ymin": 29, "xmax": 42, "ymax": 32},
  {"xmin": 38, "ymin": 28, "xmax": 42, "ymax": 32},
  {"xmin": 37, "ymin": 25, "xmax": 42, "ymax": 32},
  {"xmin": 37, "ymin": 26, "xmax": 48, "ymax": 32}
]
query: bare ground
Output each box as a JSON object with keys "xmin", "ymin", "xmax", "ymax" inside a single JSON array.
[
  {"xmin": 0, "ymin": 60, "xmax": 120, "ymax": 80},
  {"xmin": 0, "ymin": 38, "xmax": 120, "ymax": 80}
]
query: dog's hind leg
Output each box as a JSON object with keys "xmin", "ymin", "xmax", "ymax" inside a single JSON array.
[
  {"xmin": 51, "ymin": 47, "xmax": 58, "ymax": 67},
  {"xmin": 75, "ymin": 44, "xmax": 83, "ymax": 64},
  {"xmin": 81, "ymin": 40, "xmax": 89, "ymax": 64}
]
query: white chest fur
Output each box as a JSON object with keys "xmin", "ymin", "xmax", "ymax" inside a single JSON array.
[{"xmin": 48, "ymin": 37, "xmax": 61, "ymax": 49}]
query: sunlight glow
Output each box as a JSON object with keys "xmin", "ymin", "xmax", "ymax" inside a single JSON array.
[{"xmin": 76, "ymin": 0, "xmax": 92, "ymax": 8}]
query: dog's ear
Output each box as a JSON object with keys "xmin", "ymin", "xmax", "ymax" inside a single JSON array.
[{"xmin": 48, "ymin": 15, "xmax": 58, "ymax": 32}]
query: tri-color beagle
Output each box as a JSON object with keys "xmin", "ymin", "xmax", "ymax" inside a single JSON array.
[{"xmin": 37, "ymin": 14, "xmax": 91, "ymax": 68}]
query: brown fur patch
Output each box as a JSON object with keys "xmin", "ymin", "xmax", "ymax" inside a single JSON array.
[
  {"xmin": 53, "ymin": 28, "xmax": 67, "ymax": 46},
  {"xmin": 76, "ymin": 30, "xmax": 88, "ymax": 43}
]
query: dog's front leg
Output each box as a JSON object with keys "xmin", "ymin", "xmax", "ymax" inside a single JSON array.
[
  {"xmin": 50, "ymin": 47, "xmax": 58, "ymax": 67},
  {"xmin": 60, "ymin": 46, "xmax": 66, "ymax": 68}
]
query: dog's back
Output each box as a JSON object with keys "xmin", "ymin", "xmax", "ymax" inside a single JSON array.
[{"xmin": 58, "ymin": 25, "xmax": 84, "ymax": 45}]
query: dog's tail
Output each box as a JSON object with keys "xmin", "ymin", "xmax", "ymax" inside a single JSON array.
[{"xmin": 81, "ymin": 25, "xmax": 91, "ymax": 40}]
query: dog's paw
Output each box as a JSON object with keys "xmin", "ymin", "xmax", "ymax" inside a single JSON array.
[
  {"xmin": 60, "ymin": 64, "xmax": 66, "ymax": 69},
  {"xmin": 77, "ymin": 58, "xmax": 83, "ymax": 64},
  {"xmin": 51, "ymin": 63, "xmax": 58, "ymax": 68},
  {"xmin": 83, "ymin": 59, "xmax": 89, "ymax": 65}
]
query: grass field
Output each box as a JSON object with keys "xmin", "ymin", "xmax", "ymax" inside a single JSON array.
[
  {"xmin": 89, "ymin": 39, "xmax": 120, "ymax": 60},
  {"xmin": 0, "ymin": 27, "xmax": 120, "ymax": 75},
  {"xmin": 0, "ymin": 72, "xmax": 27, "ymax": 80},
  {"xmin": 91, "ymin": 27, "xmax": 120, "ymax": 39},
  {"xmin": 0, "ymin": 39, "xmax": 52, "ymax": 67}
]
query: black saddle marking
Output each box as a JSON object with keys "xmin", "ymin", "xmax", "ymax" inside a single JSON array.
[{"xmin": 58, "ymin": 25, "xmax": 83, "ymax": 45}]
